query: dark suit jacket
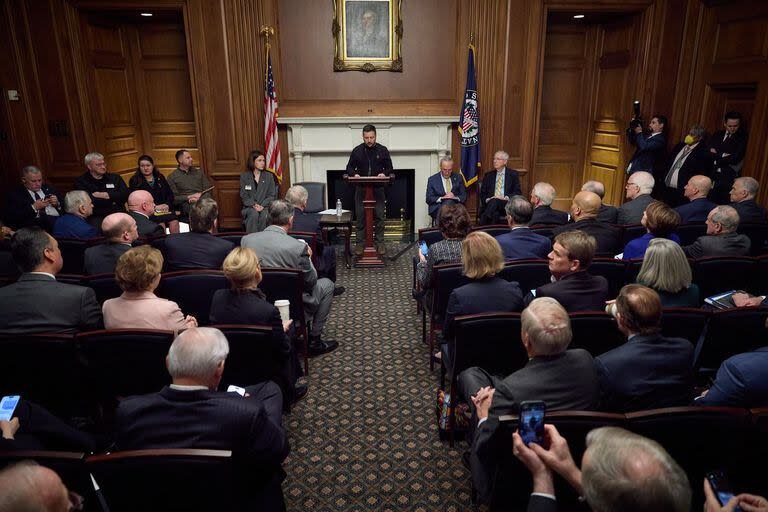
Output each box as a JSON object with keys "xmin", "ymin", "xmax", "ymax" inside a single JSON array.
[
  {"xmin": 128, "ymin": 211, "xmax": 165, "ymax": 238},
  {"xmin": 527, "ymin": 495, "xmax": 558, "ymax": 512},
  {"xmin": 466, "ymin": 349, "xmax": 600, "ymax": 503},
  {"xmin": 0, "ymin": 273, "xmax": 102, "ymax": 334},
  {"xmin": 596, "ymin": 204, "xmax": 618, "ymax": 224},
  {"xmin": 495, "ymin": 228, "xmax": 551, "ymax": 260},
  {"xmin": 663, "ymin": 142, "xmax": 713, "ymax": 193},
  {"xmin": 695, "ymin": 346, "xmax": 768, "ymax": 408},
  {"xmin": 628, "ymin": 131, "xmax": 667, "ymax": 174},
  {"xmin": 675, "ymin": 198, "xmax": 717, "ymax": 223},
  {"xmin": 551, "ymin": 218, "xmax": 621, "ymax": 255},
  {"xmin": 442, "ymin": 276, "xmax": 524, "ymax": 341},
  {"xmin": 479, "ymin": 168, "xmax": 522, "ymax": 224},
  {"xmin": 710, "ymin": 129, "xmax": 747, "ymax": 174},
  {"xmin": 115, "ymin": 385, "xmax": 289, "ymax": 509},
  {"xmin": 164, "ymin": 232, "xmax": 235, "ymax": 270},
  {"xmin": 595, "ymin": 333, "xmax": 694, "ymax": 412},
  {"xmin": 617, "ymin": 194, "xmax": 653, "ymax": 225},
  {"xmin": 83, "ymin": 242, "xmax": 131, "ymax": 275},
  {"xmin": 528, "ymin": 271, "xmax": 609, "ymax": 312},
  {"xmin": 530, "ymin": 205, "xmax": 568, "ymax": 226},
  {"xmin": 683, "ymin": 232, "xmax": 751, "ymax": 258},
  {"xmin": 426, "ymin": 172, "xmax": 467, "ymax": 217},
  {"xmin": 52, "ymin": 214, "xmax": 99, "ymax": 239},
  {"xmin": 731, "ymin": 200, "xmax": 767, "ymax": 223},
  {"xmin": 4, "ymin": 184, "xmax": 63, "ymax": 229}
]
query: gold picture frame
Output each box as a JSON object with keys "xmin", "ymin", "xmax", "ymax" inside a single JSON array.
[{"xmin": 333, "ymin": 0, "xmax": 402, "ymax": 72}]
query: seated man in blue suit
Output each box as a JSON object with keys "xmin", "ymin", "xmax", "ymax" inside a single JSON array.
[
  {"xmin": 694, "ymin": 346, "xmax": 768, "ymax": 408},
  {"xmin": 51, "ymin": 190, "xmax": 99, "ymax": 239},
  {"xmin": 425, "ymin": 156, "xmax": 467, "ymax": 223},
  {"xmin": 674, "ymin": 175, "xmax": 717, "ymax": 223},
  {"xmin": 495, "ymin": 196, "xmax": 551, "ymax": 260},
  {"xmin": 596, "ymin": 284, "xmax": 694, "ymax": 412}
]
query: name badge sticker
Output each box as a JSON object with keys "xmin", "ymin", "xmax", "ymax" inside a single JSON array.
[
  {"xmin": 244, "ymin": 185, "xmax": 252, "ymax": 191},
  {"xmin": 106, "ymin": 183, "xmax": 115, "ymax": 189}
]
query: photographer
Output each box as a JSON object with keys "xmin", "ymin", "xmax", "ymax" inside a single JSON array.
[{"xmin": 626, "ymin": 109, "xmax": 668, "ymax": 176}]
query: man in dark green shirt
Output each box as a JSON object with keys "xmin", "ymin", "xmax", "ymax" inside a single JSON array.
[{"xmin": 168, "ymin": 149, "xmax": 213, "ymax": 220}]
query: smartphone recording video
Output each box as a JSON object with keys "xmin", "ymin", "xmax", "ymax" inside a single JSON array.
[{"xmin": 519, "ymin": 400, "xmax": 546, "ymax": 446}]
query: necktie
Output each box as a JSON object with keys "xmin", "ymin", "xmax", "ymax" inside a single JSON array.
[
  {"xmin": 724, "ymin": 133, "xmax": 730, "ymax": 142},
  {"xmin": 665, "ymin": 146, "xmax": 691, "ymax": 188},
  {"xmin": 36, "ymin": 191, "xmax": 44, "ymax": 200},
  {"xmin": 494, "ymin": 172, "xmax": 504, "ymax": 197},
  {"xmin": 443, "ymin": 176, "xmax": 452, "ymax": 195}
]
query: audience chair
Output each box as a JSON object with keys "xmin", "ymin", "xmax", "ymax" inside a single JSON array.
[
  {"xmin": 623, "ymin": 257, "xmax": 644, "ymax": 284},
  {"xmin": 471, "ymin": 224, "xmax": 509, "ymax": 238},
  {"xmin": 55, "ymin": 273, "xmax": 83, "ymax": 286},
  {"xmin": 568, "ymin": 311, "xmax": 625, "ymax": 357},
  {"xmin": 737, "ymin": 222, "xmax": 768, "ymax": 256},
  {"xmin": 498, "ymin": 259, "xmax": 551, "ymax": 296},
  {"xmin": 529, "ymin": 224, "xmax": 559, "ymax": 239},
  {"xmin": 748, "ymin": 408, "xmax": 768, "ymax": 495},
  {"xmin": 694, "ymin": 307, "xmax": 768, "ymax": 372},
  {"xmin": 692, "ymin": 256, "xmax": 759, "ymax": 298},
  {"xmin": 294, "ymin": 181, "xmax": 327, "ymax": 213},
  {"xmin": 589, "ymin": 258, "xmax": 628, "ymax": 297},
  {"xmin": 157, "ymin": 270, "xmax": 228, "ymax": 326},
  {"xmin": 758, "ymin": 254, "xmax": 768, "ymax": 293},
  {"xmin": 87, "ymin": 449, "xmax": 250, "ymax": 512},
  {"xmin": 619, "ymin": 224, "xmax": 646, "ymax": 249},
  {"xmin": 82, "ymin": 273, "xmax": 122, "ymax": 304},
  {"xmin": 56, "ymin": 237, "xmax": 104, "ymax": 275},
  {"xmin": 660, "ymin": 307, "xmax": 708, "ymax": 345},
  {"xmin": 428, "ymin": 263, "xmax": 471, "ymax": 370},
  {"xmin": 417, "ymin": 227, "xmax": 443, "ymax": 246},
  {"xmin": 215, "ymin": 232, "xmax": 245, "ymax": 246},
  {"xmin": 676, "ymin": 223, "xmax": 708, "ymax": 246},
  {"xmin": 288, "ymin": 230, "xmax": 318, "ymax": 267},
  {"xmin": 260, "ymin": 267, "xmax": 309, "ymax": 375}
]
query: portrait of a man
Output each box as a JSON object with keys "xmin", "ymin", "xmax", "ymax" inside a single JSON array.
[{"xmin": 345, "ymin": 1, "xmax": 390, "ymax": 59}]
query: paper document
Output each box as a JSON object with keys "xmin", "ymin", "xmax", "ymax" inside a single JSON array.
[{"xmin": 319, "ymin": 209, "xmax": 351, "ymax": 215}]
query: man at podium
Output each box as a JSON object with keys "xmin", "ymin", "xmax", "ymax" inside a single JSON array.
[{"xmin": 346, "ymin": 124, "xmax": 392, "ymax": 256}]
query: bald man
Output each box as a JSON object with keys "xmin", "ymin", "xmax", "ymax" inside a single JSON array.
[
  {"xmin": 127, "ymin": 190, "xmax": 166, "ymax": 237},
  {"xmin": 83, "ymin": 212, "xmax": 138, "ymax": 275},
  {"xmin": 0, "ymin": 461, "xmax": 79, "ymax": 511},
  {"xmin": 551, "ymin": 190, "xmax": 621, "ymax": 254},
  {"xmin": 674, "ymin": 175, "xmax": 717, "ymax": 223}
]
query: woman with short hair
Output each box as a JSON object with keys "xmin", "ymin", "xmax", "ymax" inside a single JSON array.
[
  {"xmin": 103, "ymin": 246, "xmax": 197, "ymax": 331},
  {"xmin": 415, "ymin": 203, "xmax": 472, "ymax": 297},
  {"xmin": 636, "ymin": 238, "xmax": 699, "ymax": 307},
  {"xmin": 621, "ymin": 201, "xmax": 681, "ymax": 259}
]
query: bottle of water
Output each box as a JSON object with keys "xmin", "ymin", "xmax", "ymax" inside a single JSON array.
[{"xmin": 336, "ymin": 199, "xmax": 342, "ymax": 217}]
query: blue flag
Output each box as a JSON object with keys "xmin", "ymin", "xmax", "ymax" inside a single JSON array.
[{"xmin": 459, "ymin": 45, "xmax": 481, "ymax": 187}]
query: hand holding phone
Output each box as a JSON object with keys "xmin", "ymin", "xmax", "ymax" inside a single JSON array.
[
  {"xmin": 0, "ymin": 395, "xmax": 20, "ymax": 422},
  {"xmin": 420, "ymin": 241, "xmax": 428, "ymax": 257},
  {"xmin": 706, "ymin": 470, "xmax": 742, "ymax": 511},
  {"xmin": 519, "ymin": 400, "xmax": 546, "ymax": 446}
]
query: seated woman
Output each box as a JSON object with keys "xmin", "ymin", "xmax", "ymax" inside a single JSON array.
[
  {"xmin": 209, "ymin": 247, "xmax": 305, "ymax": 404},
  {"xmin": 415, "ymin": 203, "xmax": 471, "ymax": 303},
  {"xmin": 621, "ymin": 201, "xmax": 681, "ymax": 259},
  {"xmin": 240, "ymin": 149, "xmax": 277, "ymax": 233},
  {"xmin": 438, "ymin": 231, "xmax": 524, "ymax": 366},
  {"xmin": 103, "ymin": 246, "xmax": 197, "ymax": 332},
  {"xmin": 636, "ymin": 238, "xmax": 699, "ymax": 307},
  {"xmin": 128, "ymin": 155, "xmax": 180, "ymax": 234}
]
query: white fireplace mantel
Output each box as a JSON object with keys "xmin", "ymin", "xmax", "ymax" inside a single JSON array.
[{"xmin": 278, "ymin": 116, "xmax": 458, "ymax": 231}]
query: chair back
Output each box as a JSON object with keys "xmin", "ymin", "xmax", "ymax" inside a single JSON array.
[
  {"xmin": 213, "ymin": 324, "xmax": 287, "ymax": 393},
  {"xmin": 418, "ymin": 227, "xmax": 443, "ymax": 246},
  {"xmin": 451, "ymin": 312, "xmax": 526, "ymax": 380},
  {"xmin": 619, "ymin": 224, "xmax": 646, "ymax": 248},
  {"xmin": 472, "ymin": 224, "xmax": 509, "ymax": 238},
  {"xmin": 675, "ymin": 223, "xmax": 708, "ymax": 246},
  {"xmin": 259, "ymin": 267, "xmax": 308, "ymax": 373},
  {"xmin": 158, "ymin": 270, "xmax": 228, "ymax": 325},
  {"xmin": 0, "ymin": 451, "xmax": 92, "ymax": 503},
  {"xmin": 430, "ymin": 263, "xmax": 470, "ymax": 325},
  {"xmin": 498, "ymin": 259, "xmax": 551, "ymax": 295},
  {"xmin": 215, "ymin": 232, "xmax": 245, "ymax": 246},
  {"xmin": 660, "ymin": 307, "xmax": 708, "ymax": 345},
  {"xmin": 738, "ymin": 222, "xmax": 768, "ymax": 256},
  {"xmin": 692, "ymin": 256, "xmax": 758, "ymax": 298},
  {"xmin": 288, "ymin": 231, "xmax": 318, "ymax": 266},
  {"xmin": 695, "ymin": 307, "xmax": 768, "ymax": 371},
  {"xmin": 57, "ymin": 237, "xmax": 103, "ymax": 274},
  {"xmin": 529, "ymin": 224, "xmax": 558, "ymax": 239},
  {"xmin": 82, "ymin": 273, "xmax": 122, "ymax": 304},
  {"xmin": 295, "ymin": 181, "xmax": 326, "ymax": 213},
  {"xmin": 568, "ymin": 311, "xmax": 625, "ymax": 356},
  {"xmin": 589, "ymin": 258, "xmax": 627, "ymax": 297},
  {"xmin": 55, "ymin": 273, "xmax": 83, "ymax": 286}
]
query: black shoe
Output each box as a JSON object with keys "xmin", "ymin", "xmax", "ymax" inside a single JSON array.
[
  {"xmin": 308, "ymin": 337, "xmax": 338, "ymax": 357},
  {"xmin": 333, "ymin": 285, "xmax": 346, "ymax": 297},
  {"xmin": 292, "ymin": 383, "xmax": 308, "ymax": 402},
  {"xmin": 462, "ymin": 450, "xmax": 471, "ymax": 470}
]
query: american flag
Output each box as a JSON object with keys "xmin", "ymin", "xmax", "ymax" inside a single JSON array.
[{"xmin": 264, "ymin": 49, "xmax": 282, "ymax": 183}]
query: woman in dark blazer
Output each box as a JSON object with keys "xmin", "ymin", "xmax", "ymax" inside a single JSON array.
[
  {"xmin": 128, "ymin": 155, "xmax": 180, "ymax": 233},
  {"xmin": 209, "ymin": 247, "xmax": 305, "ymax": 404},
  {"xmin": 241, "ymin": 149, "xmax": 278, "ymax": 233}
]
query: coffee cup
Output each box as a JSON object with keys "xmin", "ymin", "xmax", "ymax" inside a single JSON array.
[{"xmin": 274, "ymin": 299, "xmax": 290, "ymax": 323}]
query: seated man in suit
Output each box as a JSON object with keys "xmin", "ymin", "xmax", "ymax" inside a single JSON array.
[
  {"xmin": 617, "ymin": 171, "xmax": 655, "ymax": 225},
  {"xmin": 529, "ymin": 182, "xmax": 568, "ymax": 226},
  {"xmin": 114, "ymin": 327, "xmax": 289, "ymax": 510},
  {"xmin": 164, "ymin": 198, "xmax": 234, "ymax": 270},
  {"xmin": 674, "ymin": 175, "xmax": 717, "ymax": 223},
  {"xmin": 426, "ymin": 156, "xmax": 467, "ymax": 223},
  {"xmin": 626, "ymin": 114, "xmax": 668, "ymax": 176},
  {"xmin": 730, "ymin": 176, "xmax": 766, "ymax": 223},
  {"xmin": 126, "ymin": 190, "xmax": 166, "ymax": 238},
  {"xmin": 552, "ymin": 191, "xmax": 620, "ymax": 254},
  {"xmin": 581, "ymin": 181, "xmax": 618, "ymax": 223},
  {"xmin": 458, "ymin": 297, "xmax": 600, "ymax": 503},
  {"xmin": 511, "ymin": 425, "xmax": 691, "ymax": 512},
  {"xmin": 682, "ymin": 205, "xmax": 750, "ymax": 258},
  {"xmin": 0, "ymin": 227, "xmax": 102, "ymax": 334},
  {"xmin": 0, "ymin": 461, "xmax": 81, "ymax": 512},
  {"xmin": 51, "ymin": 190, "xmax": 99, "ymax": 239},
  {"xmin": 660, "ymin": 125, "xmax": 711, "ymax": 207},
  {"xmin": 478, "ymin": 150, "xmax": 522, "ymax": 225},
  {"xmin": 285, "ymin": 185, "xmax": 341, "ymax": 288},
  {"xmin": 3, "ymin": 165, "xmax": 62, "ymax": 231},
  {"xmin": 596, "ymin": 284, "xmax": 694, "ymax": 412},
  {"xmin": 242, "ymin": 200, "xmax": 338, "ymax": 356},
  {"xmin": 495, "ymin": 196, "xmax": 551, "ymax": 260},
  {"xmin": 83, "ymin": 213, "xmax": 138, "ymax": 275},
  {"xmin": 527, "ymin": 230, "xmax": 608, "ymax": 311},
  {"xmin": 694, "ymin": 346, "xmax": 768, "ymax": 408}
]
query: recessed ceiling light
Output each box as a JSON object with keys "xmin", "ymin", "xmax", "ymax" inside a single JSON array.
[
  {"xmin": 573, "ymin": 14, "xmax": 585, "ymax": 19},
  {"xmin": 140, "ymin": 12, "xmax": 153, "ymax": 17}
]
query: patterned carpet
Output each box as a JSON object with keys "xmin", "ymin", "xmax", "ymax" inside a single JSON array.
[{"xmin": 283, "ymin": 243, "xmax": 474, "ymax": 511}]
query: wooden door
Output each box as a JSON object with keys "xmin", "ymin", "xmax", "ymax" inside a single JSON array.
[{"xmin": 534, "ymin": 24, "xmax": 598, "ymax": 211}]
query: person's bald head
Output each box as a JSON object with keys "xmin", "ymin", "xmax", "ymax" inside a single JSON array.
[
  {"xmin": 0, "ymin": 461, "xmax": 73, "ymax": 512},
  {"xmin": 683, "ymin": 175, "xmax": 713, "ymax": 201},
  {"xmin": 127, "ymin": 190, "xmax": 156, "ymax": 216},
  {"xmin": 571, "ymin": 191, "xmax": 601, "ymax": 220},
  {"xmin": 101, "ymin": 212, "xmax": 138, "ymax": 244}
]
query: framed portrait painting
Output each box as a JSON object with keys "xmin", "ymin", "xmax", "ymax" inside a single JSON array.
[{"xmin": 333, "ymin": 0, "xmax": 402, "ymax": 72}]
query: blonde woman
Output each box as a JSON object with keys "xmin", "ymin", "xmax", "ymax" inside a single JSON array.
[
  {"xmin": 103, "ymin": 245, "xmax": 197, "ymax": 332},
  {"xmin": 637, "ymin": 238, "xmax": 699, "ymax": 307}
]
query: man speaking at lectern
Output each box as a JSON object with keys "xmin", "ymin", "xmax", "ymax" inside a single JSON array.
[{"xmin": 346, "ymin": 124, "xmax": 393, "ymax": 256}]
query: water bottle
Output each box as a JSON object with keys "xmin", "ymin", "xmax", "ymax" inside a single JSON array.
[{"xmin": 336, "ymin": 199, "xmax": 342, "ymax": 217}]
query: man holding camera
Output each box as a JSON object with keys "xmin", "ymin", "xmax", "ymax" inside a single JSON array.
[{"xmin": 626, "ymin": 114, "xmax": 667, "ymax": 176}]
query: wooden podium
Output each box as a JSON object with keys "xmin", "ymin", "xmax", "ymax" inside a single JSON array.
[{"xmin": 344, "ymin": 174, "xmax": 394, "ymax": 267}]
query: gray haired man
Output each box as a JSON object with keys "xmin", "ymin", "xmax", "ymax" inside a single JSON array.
[{"xmin": 73, "ymin": 152, "xmax": 129, "ymax": 225}]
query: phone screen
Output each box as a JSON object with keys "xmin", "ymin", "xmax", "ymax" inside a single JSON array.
[
  {"xmin": 0, "ymin": 395, "xmax": 20, "ymax": 421},
  {"xmin": 707, "ymin": 470, "xmax": 741, "ymax": 511},
  {"xmin": 420, "ymin": 241, "xmax": 428, "ymax": 256},
  {"xmin": 519, "ymin": 401, "xmax": 546, "ymax": 446}
]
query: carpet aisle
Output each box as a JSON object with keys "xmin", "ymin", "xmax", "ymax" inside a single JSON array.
[{"xmin": 283, "ymin": 243, "xmax": 474, "ymax": 511}]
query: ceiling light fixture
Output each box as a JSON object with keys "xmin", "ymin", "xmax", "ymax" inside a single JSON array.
[
  {"xmin": 573, "ymin": 14, "xmax": 585, "ymax": 19},
  {"xmin": 140, "ymin": 12, "xmax": 153, "ymax": 17}
]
